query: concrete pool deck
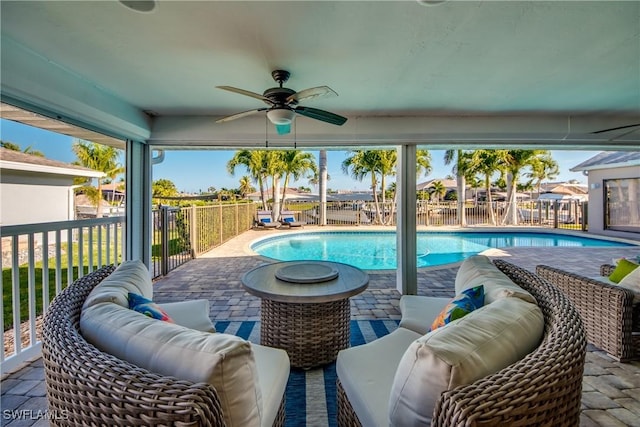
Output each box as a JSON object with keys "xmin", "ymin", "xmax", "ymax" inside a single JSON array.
[{"xmin": 2, "ymin": 226, "xmax": 640, "ymax": 426}]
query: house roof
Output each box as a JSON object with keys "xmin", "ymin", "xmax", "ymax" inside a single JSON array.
[
  {"xmin": 545, "ymin": 183, "xmax": 588, "ymax": 195},
  {"xmin": 570, "ymin": 151, "xmax": 640, "ymax": 172},
  {"xmin": 0, "ymin": 148, "xmax": 104, "ymax": 178},
  {"xmin": 417, "ymin": 179, "xmax": 458, "ymax": 191}
]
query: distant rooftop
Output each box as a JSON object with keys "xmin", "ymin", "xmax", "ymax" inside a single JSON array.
[
  {"xmin": 0, "ymin": 147, "xmax": 104, "ymax": 178},
  {"xmin": 571, "ymin": 151, "xmax": 640, "ymax": 172}
]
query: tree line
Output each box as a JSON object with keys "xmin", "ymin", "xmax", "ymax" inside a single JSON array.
[
  {"xmin": 221, "ymin": 148, "xmax": 560, "ymax": 226},
  {"xmin": 2, "ymin": 139, "xmax": 561, "ymax": 225}
]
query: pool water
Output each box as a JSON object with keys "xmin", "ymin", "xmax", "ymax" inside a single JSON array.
[{"xmin": 251, "ymin": 231, "xmax": 634, "ymax": 270}]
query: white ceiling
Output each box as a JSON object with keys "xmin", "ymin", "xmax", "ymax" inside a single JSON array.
[{"xmin": 1, "ymin": 0, "xmax": 639, "ymax": 149}]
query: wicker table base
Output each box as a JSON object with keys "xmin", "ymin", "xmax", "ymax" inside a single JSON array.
[
  {"xmin": 242, "ymin": 261, "xmax": 369, "ymax": 369},
  {"xmin": 261, "ymin": 298, "xmax": 351, "ymax": 369}
]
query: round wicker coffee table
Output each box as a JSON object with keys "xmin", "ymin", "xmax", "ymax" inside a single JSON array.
[{"xmin": 241, "ymin": 260, "xmax": 369, "ymax": 369}]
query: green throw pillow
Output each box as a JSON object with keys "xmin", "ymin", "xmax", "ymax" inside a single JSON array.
[{"xmin": 609, "ymin": 259, "xmax": 640, "ymax": 284}]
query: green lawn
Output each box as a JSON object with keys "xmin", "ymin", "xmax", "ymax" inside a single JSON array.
[
  {"xmin": 2, "ymin": 265, "xmax": 91, "ymax": 331},
  {"xmin": 2, "ymin": 229, "xmax": 123, "ymax": 331}
]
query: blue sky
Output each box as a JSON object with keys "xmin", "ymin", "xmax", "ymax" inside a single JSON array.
[{"xmin": 1, "ymin": 118, "xmax": 600, "ymax": 193}]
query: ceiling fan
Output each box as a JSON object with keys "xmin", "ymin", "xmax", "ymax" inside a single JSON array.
[{"xmin": 215, "ymin": 70, "xmax": 347, "ymax": 135}]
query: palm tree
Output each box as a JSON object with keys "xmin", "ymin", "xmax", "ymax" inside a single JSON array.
[
  {"xmin": 429, "ymin": 180, "xmax": 446, "ymax": 205},
  {"xmin": 416, "ymin": 149, "xmax": 433, "ymax": 178},
  {"xmin": 444, "ymin": 149, "xmax": 469, "ymax": 227},
  {"xmin": 342, "ymin": 149, "xmax": 431, "ymax": 225},
  {"xmin": 377, "ymin": 150, "xmax": 396, "ymax": 206},
  {"xmin": 227, "ymin": 150, "xmax": 269, "ymax": 209},
  {"xmin": 278, "ymin": 150, "xmax": 317, "ymax": 214},
  {"xmin": 308, "ymin": 170, "xmax": 331, "ymax": 190},
  {"xmin": 72, "ymin": 140, "xmax": 123, "ymax": 218},
  {"xmin": 263, "ymin": 151, "xmax": 284, "ymax": 219},
  {"xmin": 525, "ymin": 152, "xmax": 559, "ymax": 197},
  {"xmin": 342, "ymin": 150, "xmax": 385, "ymax": 224},
  {"xmin": 500, "ymin": 149, "xmax": 547, "ymax": 225},
  {"xmin": 238, "ymin": 176, "xmax": 254, "ymax": 199},
  {"xmin": 467, "ymin": 150, "xmax": 506, "ymax": 225}
]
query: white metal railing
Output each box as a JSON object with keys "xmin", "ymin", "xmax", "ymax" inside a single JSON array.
[
  {"xmin": 1, "ymin": 217, "xmax": 124, "ymax": 374},
  {"xmin": 284, "ymin": 199, "xmax": 587, "ymax": 229}
]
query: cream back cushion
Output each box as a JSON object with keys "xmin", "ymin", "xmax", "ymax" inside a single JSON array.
[
  {"xmin": 455, "ymin": 255, "xmax": 536, "ymax": 304},
  {"xmin": 617, "ymin": 266, "xmax": 640, "ymax": 303},
  {"xmin": 388, "ymin": 297, "xmax": 544, "ymax": 426},
  {"xmin": 81, "ymin": 303, "xmax": 263, "ymax": 427},
  {"xmin": 83, "ymin": 260, "xmax": 153, "ymax": 309}
]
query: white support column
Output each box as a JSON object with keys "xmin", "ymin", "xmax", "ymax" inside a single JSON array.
[
  {"xmin": 125, "ymin": 140, "xmax": 152, "ymax": 267},
  {"xmin": 319, "ymin": 150, "xmax": 328, "ymax": 226},
  {"xmin": 396, "ymin": 145, "xmax": 417, "ymax": 295}
]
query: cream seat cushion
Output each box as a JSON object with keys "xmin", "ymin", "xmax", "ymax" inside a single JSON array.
[
  {"xmin": 252, "ymin": 344, "xmax": 290, "ymax": 427},
  {"xmin": 158, "ymin": 300, "xmax": 216, "ymax": 332},
  {"xmin": 398, "ymin": 295, "xmax": 451, "ymax": 335},
  {"xmin": 455, "ymin": 255, "xmax": 536, "ymax": 304},
  {"xmin": 81, "ymin": 302, "xmax": 263, "ymax": 427},
  {"xmin": 388, "ymin": 297, "xmax": 544, "ymax": 427},
  {"xmin": 336, "ymin": 327, "xmax": 423, "ymax": 427}
]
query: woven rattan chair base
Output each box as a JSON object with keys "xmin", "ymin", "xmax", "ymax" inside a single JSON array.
[
  {"xmin": 261, "ymin": 298, "xmax": 350, "ymax": 369},
  {"xmin": 337, "ymin": 260, "xmax": 586, "ymax": 427},
  {"xmin": 42, "ymin": 266, "xmax": 287, "ymax": 427},
  {"xmin": 537, "ymin": 264, "xmax": 639, "ymax": 362},
  {"xmin": 337, "ymin": 379, "xmax": 362, "ymax": 427}
]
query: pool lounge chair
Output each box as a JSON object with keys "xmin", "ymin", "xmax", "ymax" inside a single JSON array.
[
  {"xmin": 279, "ymin": 210, "xmax": 306, "ymax": 227},
  {"xmin": 256, "ymin": 210, "xmax": 280, "ymax": 229}
]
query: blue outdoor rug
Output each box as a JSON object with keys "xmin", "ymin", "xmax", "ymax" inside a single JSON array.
[{"xmin": 214, "ymin": 319, "xmax": 399, "ymax": 427}]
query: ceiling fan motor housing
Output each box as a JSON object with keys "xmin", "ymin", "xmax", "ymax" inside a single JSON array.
[{"xmin": 263, "ymin": 87, "xmax": 297, "ymax": 106}]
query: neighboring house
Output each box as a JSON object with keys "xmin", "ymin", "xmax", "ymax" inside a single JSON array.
[
  {"xmin": 416, "ymin": 178, "xmax": 458, "ymax": 193},
  {"xmin": 0, "ymin": 148, "xmax": 104, "ymax": 226},
  {"xmin": 76, "ymin": 181, "xmax": 126, "ymax": 218},
  {"xmin": 540, "ymin": 182, "xmax": 588, "ymax": 198},
  {"xmin": 571, "ymin": 151, "xmax": 640, "ymax": 238},
  {"xmin": 247, "ymin": 187, "xmax": 318, "ymax": 202},
  {"xmin": 101, "ymin": 181, "xmax": 126, "ymax": 205}
]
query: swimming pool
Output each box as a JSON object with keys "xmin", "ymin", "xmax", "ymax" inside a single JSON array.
[{"xmin": 251, "ymin": 231, "xmax": 635, "ymax": 270}]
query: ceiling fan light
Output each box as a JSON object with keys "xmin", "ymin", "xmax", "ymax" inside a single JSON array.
[
  {"xmin": 267, "ymin": 108, "xmax": 295, "ymax": 125},
  {"xmin": 119, "ymin": 1, "xmax": 156, "ymax": 13}
]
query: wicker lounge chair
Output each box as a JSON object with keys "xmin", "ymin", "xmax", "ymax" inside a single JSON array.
[
  {"xmin": 279, "ymin": 210, "xmax": 306, "ymax": 227},
  {"xmin": 42, "ymin": 265, "xmax": 286, "ymax": 426},
  {"xmin": 537, "ymin": 264, "xmax": 639, "ymax": 362},
  {"xmin": 256, "ymin": 210, "xmax": 280, "ymax": 228},
  {"xmin": 337, "ymin": 259, "xmax": 587, "ymax": 426}
]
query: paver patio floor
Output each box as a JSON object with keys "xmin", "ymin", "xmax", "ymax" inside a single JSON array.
[{"xmin": 2, "ymin": 227, "xmax": 640, "ymax": 426}]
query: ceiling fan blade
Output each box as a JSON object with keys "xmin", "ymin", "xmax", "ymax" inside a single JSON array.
[
  {"xmin": 275, "ymin": 123, "xmax": 291, "ymax": 135},
  {"xmin": 215, "ymin": 108, "xmax": 267, "ymax": 123},
  {"xmin": 216, "ymin": 86, "xmax": 273, "ymax": 105},
  {"xmin": 591, "ymin": 123, "xmax": 640, "ymax": 134},
  {"xmin": 295, "ymin": 106, "xmax": 347, "ymax": 126},
  {"xmin": 286, "ymin": 86, "xmax": 338, "ymax": 104}
]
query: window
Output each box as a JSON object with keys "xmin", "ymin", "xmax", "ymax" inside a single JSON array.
[{"xmin": 604, "ymin": 178, "xmax": 640, "ymax": 233}]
